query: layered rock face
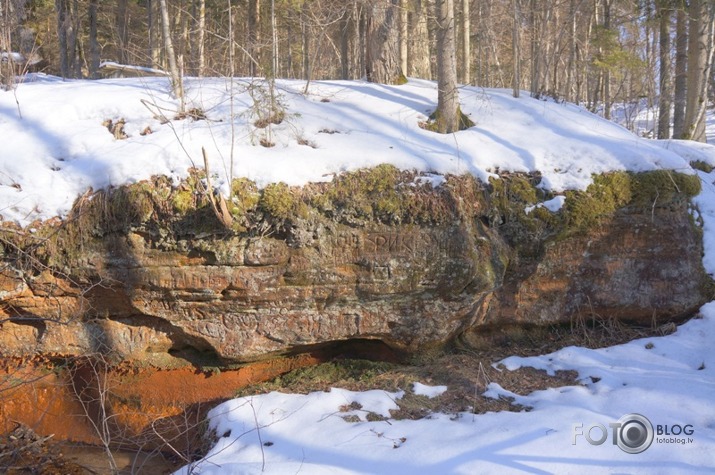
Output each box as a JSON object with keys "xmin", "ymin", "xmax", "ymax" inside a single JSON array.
[{"xmin": 0, "ymin": 168, "xmax": 711, "ymax": 364}]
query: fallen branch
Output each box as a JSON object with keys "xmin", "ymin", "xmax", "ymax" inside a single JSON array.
[{"xmin": 202, "ymin": 147, "xmax": 233, "ymax": 228}]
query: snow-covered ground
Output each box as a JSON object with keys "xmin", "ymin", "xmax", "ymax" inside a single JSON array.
[
  {"xmin": 1, "ymin": 75, "xmax": 711, "ymax": 226},
  {"xmin": 177, "ymin": 307, "xmax": 715, "ymax": 474},
  {"xmin": 2, "ymin": 75, "xmax": 715, "ymax": 473}
]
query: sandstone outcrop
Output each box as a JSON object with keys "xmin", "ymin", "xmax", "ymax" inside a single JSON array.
[{"xmin": 0, "ymin": 167, "xmax": 711, "ymax": 364}]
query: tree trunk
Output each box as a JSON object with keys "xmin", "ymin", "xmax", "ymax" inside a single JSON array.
[
  {"xmin": 159, "ymin": 0, "xmax": 183, "ymax": 103},
  {"xmin": 270, "ymin": 0, "xmax": 277, "ymax": 77},
  {"xmin": 399, "ymin": 0, "xmax": 408, "ymax": 76},
  {"xmin": 248, "ymin": 0, "xmax": 261, "ymax": 76},
  {"xmin": 434, "ymin": 0, "xmax": 460, "ymax": 133},
  {"xmin": 512, "ymin": 0, "xmax": 520, "ymax": 97},
  {"xmin": 460, "ymin": 0, "xmax": 470, "ymax": 84},
  {"xmin": 148, "ymin": 0, "xmax": 162, "ymax": 68},
  {"xmin": 340, "ymin": 9, "xmax": 351, "ymax": 79},
  {"xmin": 357, "ymin": 2, "xmax": 366, "ymax": 78},
  {"xmin": 657, "ymin": 0, "xmax": 672, "ymax": 139},
  {"xmin": 673, "ymin": 0, "xmax": 687, "ymax": 138},
  {"xmin": 1, "ymin": 0, "xmax": 14, "ymax": 89},
  {"xmin": 195, "ymin": 0, "xmax": 206, "ymax": 76},
  {"xmin": 683, "ymin": 0, "xmax": 714, "ymax": 141},
  {"xmin": 89, "ymin": 0, "xmax": 100, "ymax": 78},
  {"xmin": 566, "ymin": 0, "xmax": 577, "ymax": 102},
  {"xmin": 55, "ymin": 0, "xmax": 80, "ymax": 78},
  {"xmin": 302, "ymin": 1, "xmax": 310, "ymax": 81},
  {"xmin": 408, "ymin": 0, "xmax": 430, "ymax": 79},
  {"xmin": 602, "ymin": 0, "xmax": 612, "ymax": 120},
  {"xmin": 366, "ymin": 0, "xmax": 404, "ymax": 84},
  {"xmin": 529, "ymin": 0, "xmax": 540, "ymax": 96},
  {"xmin": 116, "ymin": 0, "xmax": 129, "ymax": 64}
]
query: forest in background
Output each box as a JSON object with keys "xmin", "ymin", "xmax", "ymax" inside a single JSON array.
[{"xmin": 1, "ymin": 0, "xmax": 714, "ymax": 140}]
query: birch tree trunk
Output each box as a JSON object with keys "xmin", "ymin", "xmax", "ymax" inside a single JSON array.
[
  {"xmin": 657, "ymin": 0, "xmax": 672, "ymax": 139},
  {"xmin": 602, "ymin": 0, "xmax": 612, "ymax": 120},
  {"xmin": 159, "ymin": 0, "xmax": 183, "ymax": 103},
  {"xmin": 195, "ymin": 0, "xmax": 206, "ymax": 76},
  {"xmin": 683, "ymin": 0, "xmax": 714, "ymax": 141},
  {"xmin": 460, "ymin": 0, "xmax": 470, "ymax": 84},
  {"xmin": 673, "ymin": 0, "xmax": 687, "ymax": 138},
  {"xmin": 566, "ymin": 0, "xmax": 577, "ymax": 102},
  {"xmin": 248, "ymin": 0, "xmax": 261, "ymax": 76}
]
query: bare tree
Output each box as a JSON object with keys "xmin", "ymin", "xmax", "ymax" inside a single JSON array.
[
  {"xmin": 682, "ymin": 0, "xmax": 715, "ymax": 141},
  {"xmin": 340, "ymin": 5, "xmax": 352, "ymax": 79},
  {"xmin": 116, "ymin": 0, "xmax": 129, "ymax": 64},
  {"xmin": 433, "ymin": 0, "xmax": 460, "ymax": 133},
  {"xmin": 407, "ymin": 0, "xmax": 430, "ymax": 79},
  {"xmin": 302, "ymin": 1, "xmax": 310, "ymax": 80},
  {"xmin": 88, "ymin": 0, "xmax": 99, "ymax": 78},
  {"xmin": 55, "ymin": 0, "xmax": 80, "ymax": 78},
  {"xmin": 248, "ymin": 0, "xmax": 261, "ymax": 75},
  {"xmin": 460, "ymin": 0, "xmax": 470, "ymax": 84},
  {"xmin": 399, "ymin": 0, "xmax": 407, "ymax": 76},
  {"xmin": 673, "ymin": 0, "xmax": 688, "ymax": 138},
  {"xmin": 657, "ymin": 0, "xmax": 672, "ymax": 139},
  {"xmin": 0, "ymin": 0, "xmax": 27, "ymax": 89},
  {"xmin": 512, "ymin": 0, "xmax": 521, "ymax": 97},
  {"xmin": 365, "ymin": 0, "xmax": 404, "ymax": 84},
  {"xmin": 193, "ymin": 0, "xmax": 206, "ymax": 76},
  {"xmin": 148, "ymin": 0, "xmax": 162, "ymax": 69},
  {"xmin": 159, "ymin": 0, "xmax": 183, "ymax": 104}
]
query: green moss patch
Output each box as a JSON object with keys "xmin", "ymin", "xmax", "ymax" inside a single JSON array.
[
  {"xmin": 691, "ymin": 160, "xmax": 714, "ymax": 173},
  {"xmin": 309, "ymin": 164, "xmax": 467, "ymax": 226},
  {"xmin": 563, "ymin": 171, "xmax": 632, "ymax": 229},
  {"xmin": 630, "ymin": 170, "xmax": 700, "ymax": 207},
  {"xmin": 422, "ymin": 107, "xmax": 475, "ymax": 133},
  {"xmin": 562, "ymin": 170, "xmax": 700, "ymax": 230},
  {"xmin": 259, "ymin": 183, "xmax": 308, "ymax": 221}
]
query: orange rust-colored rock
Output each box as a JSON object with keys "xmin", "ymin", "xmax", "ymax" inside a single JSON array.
[
  {"xmin": 0, "ymin": 353, "xmax": 322, "ymax": 452},
  {"xmin": 0, "ymin": 362, "xmax": 98, "ymax": 444}
]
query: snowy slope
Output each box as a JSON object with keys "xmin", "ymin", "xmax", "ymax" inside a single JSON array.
[{"xmin": 2, "ymin": 75, "xmax": 712, "ymax": 226}]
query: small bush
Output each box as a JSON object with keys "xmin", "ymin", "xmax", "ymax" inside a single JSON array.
[{"xmin": 254, "ymin": 109, "xmax": 285, "ymax": 129}]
